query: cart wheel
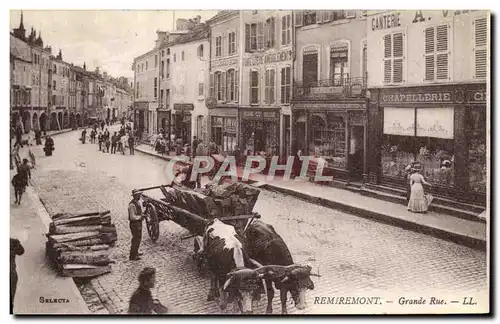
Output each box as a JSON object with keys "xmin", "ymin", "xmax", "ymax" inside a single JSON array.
[{"xmin": 145, "ymin": 203, "xmax": 160, "ymax": 242}]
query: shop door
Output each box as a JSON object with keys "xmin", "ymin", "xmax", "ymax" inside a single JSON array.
[
  {"xmin": 349, "ymin": 125, "xmax": 365, "ymax": 180},
  {"xmin": 254, "ymin": 125, "xmax": 265, "ymax": 153}
]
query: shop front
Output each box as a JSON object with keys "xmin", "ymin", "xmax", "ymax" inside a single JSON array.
[
  {"xmin": 239, "ymin": 108, "xmax": 280, "ymax": 156},
  {"xmin": 157, "ymin": 109, "xmax": 171, "ymax": 138},
  {"xmin": 208, "ymin": 107, "xmax": 238, "ymax": 155},
  {"xmin": 134, "ymin": 101, "xmax": 148, "ymax": 138},
  {"xmin": 173, "ymin": 103, "xmax": 193, "ymax": 145},
  {"xmin": 292, "ymin": 101, "xmax": 368, "ymax": 182},
  {"xmin": 367, "ymin": 84, "xmax": 487, "ymax": 205}
]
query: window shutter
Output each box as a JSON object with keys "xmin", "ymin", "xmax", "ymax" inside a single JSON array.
[
  {"xmin": 436, "ymin": 25, "xmax": 448, "ymax": 80},
  {"xmin": 245, "ymin": 24, "xmax": 250, "ymax": 52},
  {"xmin": 282, "ymin": 16, "xmax": 287, "ymax": 45},
  {"xmin": 249, "ymin": 70, "xmax": 253, "ymax": 103},
  {"xmin": 383, "ymin": 34, "xmax": 392, "ymax": 83},
  {"xmin": 226, "ymin": 71, "xmax": 231, "ymax": 100},
  {"xmin": 258, "ymin": 22, "xmax": 264, "ymax": 50},
  {"xmin": 235, "ymin": 69, "xmax": 239, "ymax": 102},
  {"xmin": 271, "ymin": 17, "xmax": 276, "ymax": 48},
  {"xmin": 264, "ymin": 20, "xmax": 269, "ymax": 49},
  {"xmin": 295, "ymin": 11, "xmax": 303, "ymax": 27},
  {"xmin": 474, "ymin": 17, "xmax": 487, "ymax": 79},
  {"xmin": 264, "ymin": 70, "xmax": 269, "ymax": 104},
  {"xmin": 393, "ymin": 33, "xmax": 404, "ymax": 83},
  {"xmin": 209, "ymin": 73, "xmax": 214, "ymax": 97},
  {"xmin": 221, "ymin": 71, "xmax": 226, "ymax": 101},
  {"xmin": 316, "ymin": 11, "xmax": 323, "ymax": 24},
  {"xmin": 281, "ymin": 68, "xmax": 285, "ymax": 104},
  {"xmin": 221, "ymin": 33, "xmax": 225, "ymax": 57},
  {"xmin": 323, "ymin": 11, "xmax": 331, "ymax": 22},
  {"xmin": 424, "ymin": 27, "xmax": 435, "ymax": 81},
  {"xmin": 235, "ymin": 29, "xmax": 239, "ymax": 54},
  {"xmin": 270, "ymin": 69, "xmax": 275, "ymax": 104}
]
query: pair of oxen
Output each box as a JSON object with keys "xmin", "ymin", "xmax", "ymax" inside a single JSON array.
[{"xmin": 195, "ymin": 217, "xmax": 317, "ymax": 314}]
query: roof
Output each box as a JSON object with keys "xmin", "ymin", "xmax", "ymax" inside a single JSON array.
[
  {"xmin": 205, "ymin": 10, "xmax": 239, "ymax": 24},
  {"xmin": 171, "ymin": 23, "xmax": 209, "ymax": 45}
]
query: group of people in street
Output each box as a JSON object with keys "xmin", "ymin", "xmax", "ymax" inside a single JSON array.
[{"xmin": 80, "ymin": 122, "xmax": 135, "ymax": 156}]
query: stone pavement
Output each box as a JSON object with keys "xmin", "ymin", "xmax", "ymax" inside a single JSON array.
[
  {"xmin": 9, "ymin": 170, "xmax": 90, "ymax": 314},
  {"xmin": 23, "ymin": 130, "xmax": 488, "ymax": 314},
  {"xmin": 134, "ymin": 144, "xmax": 487, "ymax": 251}
]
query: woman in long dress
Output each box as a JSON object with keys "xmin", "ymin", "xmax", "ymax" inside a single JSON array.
[{"xmin": 407, "ymin": 168, "xmax": 433, "ymax": 213}]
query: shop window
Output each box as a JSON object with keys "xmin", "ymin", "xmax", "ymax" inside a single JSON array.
[
  {"xmin": 264, "ymin": 69, "xmax": 276, "ymax": 104},
  {"xmin": 468, "ymin": 108, "xmax": 486, "ymax": 192},
  {"xmin": 281, "ymin": 66, "xmax": 291, "ymax": 104},
  {"xmin": 381, "ymin": 107, "xmax": 455, "ymax": 187},
  {"xmin": 309, "ymin": 113, "xmax": 346, "ymax": 169},
  {"xmin": 424, "ymin": 25, "xmax": 449, "ymax": 81},
  {"xmin": 228, "ymin": 32, "xmax": 236, "ymax": 55},
  {"xmin": 211, "ymin": 117, "xmax": 237, "ymax": 153},
  {"xmin": 330, "ymin": 44, "xmax": 349, "ymax": 86},
  {"xmin": 250, "ymin": 70, "xmax": 259, "ymax": 104},
  {"xmin": 474, "ymin": 17, "xmax": 487, "ymax": 79},
  {"xmin": 215, "ymin": 36, "xmax": 222, "ymax": 57},
  {"xmin": 383, "ymin": 32, "xmax": 404, "ymax": 84},
  {"xmin": 281, "ymin": 14, "xmax": 291, "ymax": 46}
]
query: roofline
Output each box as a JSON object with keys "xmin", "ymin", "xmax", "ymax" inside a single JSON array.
[{"xmin": 205, "ymin": 10, "xmax": 239, "ymax": 25}]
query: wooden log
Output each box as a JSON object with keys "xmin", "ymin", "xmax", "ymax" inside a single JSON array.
[
  {"xmin": 49, "ymin": 231, "xmax": 101, "ymax": 244},
  {"xmin": 51, "ymin": 225, "xmax": 103, "ymax": 235},
  {"xmin": 53, "ymin": 215, "xmax": 102, "ymax": 227},
  {"xmin": 58, "ymin": 250, "xmax": 111, "ymax": 265},
  {"xmin": 54, "ymin": 244, "xmax": 110, "ymax": 253},
  {"xmin": 51, "ymin": 238, "xmax": 107, "ymax": 249},
  {"xmin": 60, "ymin": 264, "xmax": 112, "ymax": 278},
  {"xmin": 52, "ymin": 211, "xmax": 110, "ymax": 220}
]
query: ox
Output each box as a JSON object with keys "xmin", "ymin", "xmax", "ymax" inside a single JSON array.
[
  {"xmin": 244, "ymin": 220, "xmax": 315, "ymax": 314},
  {"xmin": 202, "ymin": 219, "xmax": 264, "ymax": 314}
]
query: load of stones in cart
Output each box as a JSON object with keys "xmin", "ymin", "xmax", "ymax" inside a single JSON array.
[
  {"xmin": 45, "ymin": 211, "xmax": 117, "ymax": 278},
  {"xmin": 164, "ymin": 182, "xmax": 261, "ymax": 220}
]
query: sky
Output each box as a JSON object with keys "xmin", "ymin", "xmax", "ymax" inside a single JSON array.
[{"xmin": 9, "ymin": 10, "xmax": 219, "ymax": 81}]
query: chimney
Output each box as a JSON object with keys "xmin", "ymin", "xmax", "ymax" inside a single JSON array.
[
  {"xmin": 176, "ymin": 18, "xmax": 189, "ymax": 31},
  {"xmin": 155, "ymin": 30, "xmax": 168, "ymax": 49},
  {"xmin": 103, "ymin": 71, "xmax": 108, "ymax": 81}
]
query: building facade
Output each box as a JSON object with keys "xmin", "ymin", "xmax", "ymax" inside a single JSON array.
[
  {"xmin": 50, "ymin": 52, "xmax": 71, "ymax": 130},
  {"xmin": 365, "ymin": 10, "xmax": 489, "ymax": 204},
  {"xmin": 292, "ymin": 10, "xmax": 369, "ymax": 182},
  {"xmin": 169, "ymin": 24, "xmax": 210, "ymax": 145}
]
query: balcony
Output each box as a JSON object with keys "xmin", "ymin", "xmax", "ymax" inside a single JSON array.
[{"xmin": 293, "ymin": 76, "xmax": 367, "ymax": 101}]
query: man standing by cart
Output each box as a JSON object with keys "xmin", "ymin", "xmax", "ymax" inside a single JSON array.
[{"xmin": 128, "ymin": 192, "xmax": 144, "ymax": 261}]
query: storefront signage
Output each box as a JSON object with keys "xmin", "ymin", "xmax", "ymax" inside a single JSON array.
[
  {"xmin": 382, "ymin": 92, "xmax": 452, "ymax": 104},
  {"xmin": 134, "ymin": 102, "xmax": 148, "ymax": 110},
  {"xmin": 211, "ymin": 57, "xmax": 238, "ymax": 68},
  {"xmin": 243, "ymin": 50, "xmax": 293, "ymax": 67},
  {"xmin": 173, "ymin": 103, "xmax": 194, "ymax": 111},
  {"xmin": 294, "ymin": 103, "xmax": 366, "ymax": 110},
  {"xmin": 467, "ymin": 90, "xmax": 488, "ymax": 104},
  {"xmin": 241, "ymin": 110, "xmax": 278, "ymax": 119},
  {"xmin": 372, "ymin": 12, "xmax": 401, "ymax": 30}
]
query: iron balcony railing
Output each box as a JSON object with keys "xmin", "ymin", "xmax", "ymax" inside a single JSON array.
[{"xmin": 293, "ymin": 76, "xmax": 367, "ymax": 100}]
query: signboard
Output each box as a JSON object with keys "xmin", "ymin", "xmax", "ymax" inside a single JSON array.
[
  {"xmin": 134, "ymin": 102, "xmax": 148, "ymax": 110},
  {"xmin": 381, "ymin": 92, "xmax": 453, "ymax": 104},
  {"xmin": 294, "ymin": 103, "xmax": 366, "ymax": 110},
  {"xmin": 241, "ymin": 110, "xmax": 279, "ymax": 120},
  {"xmin": 371, "ymin": 12, "xmax": 401, "ymax": 30},
  {"xmin": 416, "ymin": 107, "xmax": 454, "ymax": 139},
  {"xmin": 212, "ymin": 57, "xmax": 238, "ymax": 68},
  {"xmin": 243, "ymin": 50, "xmax": 293, "ymax": 67},
  {"xmin": 383, "ymin": 107, "xmax": 415, "ymax": 136},
  {"xmin": 174, "ymin": 103, "xmax": 194, "ymax": 111}
]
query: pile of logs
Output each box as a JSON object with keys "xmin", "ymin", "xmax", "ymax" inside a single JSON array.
[
  {"xmin": 165, "ymin": 182, "xmax": 260, "ymax": 219},
  {"xmin": 45, "ymin": 211, "xmax": 117, "ymax": 278}
]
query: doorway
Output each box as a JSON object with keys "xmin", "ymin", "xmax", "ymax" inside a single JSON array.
[
  {"xmin": 254, "ymin": 127, "xmax": 265, "ymax": 153},
  {"xmin": 349, "ymin": 125, "xmax": 365, "ymax": 180}
]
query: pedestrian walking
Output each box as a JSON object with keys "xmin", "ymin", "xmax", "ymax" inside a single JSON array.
[
  {"xmin": 128, "ymin": 192, "xmax": 144, "ymax": 260},
  {"xmin": 14, "ymin": 158, "xmax": 31, "ymax": 205},
  {"xmin": 10, "ymin": 237, "xmax": 25, "ymax": 314},
  {"xmin": 90, "ymin": 129, "xmax": 96, "ymax": 144},
  {"xmin": 111, "ymin": 132, "xmax": 118, "ymax": 154},
  {"xmin": 192, "ymin": 136, "xmax": 198, "ymax": 159},
  {"xmin": 105, "ymin": 137, "xmax": 111, "ymax": 153},
  {"xmin": 98, "ymin": 132, "xmax": 103, "ymax": 151},
  {"xmin": 407, "ymin": 164, "xmax": 433, "ymax": 213},
  {"xmin": 128, "ymin": 267, "xmax": 168, "ymax": 314},
  {"xmin": 34, "ymin": 129, "xmax": 42, "ymax": 145},
  {"xmin": 128, "ymin": 135, "xmax": 135, "ymax": 155},
  {"xmin": 81, "ymin": 129, "xmax": 87, "ymax": 144}
]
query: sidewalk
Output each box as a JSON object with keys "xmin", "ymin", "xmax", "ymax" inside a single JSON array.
[
  {"xmin": 135, "ymin": 143, "xmax": 487, "ymax": 251},
  {"xmin": 10, "ymin": 171, "xmax": 90, "ymax": 314}
]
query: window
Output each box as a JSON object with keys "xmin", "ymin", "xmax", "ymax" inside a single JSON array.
[
  {"xmin": 167, "ymin": 48, "xmax": 170, "ymax": 55},
  {"xmin": 53, "ymin": 64, "xmax": 57, "ymax": 74},
  {"xmin": 474, "ymin": 17, "xmax": 487, "ymax": 79},
  {"xmin": 198, "ymin": 82, "xmax": 204, "ymax": 96},
  {"xmin": 282, "ymin": 15, "xmax": 291, "ymax": 46},
  {"xmin": 303, "ymin": 47, "xmax": 319, "ymax": 86},
  {"xmin": 197, "ymin": 44, "xmax": 204, "ymax": 58},
  {"xmin": 166, "ymin": 59, "xmax": 170, "ymax": 78},
  {"xmin": 245, "ymin": 23, "xmax": 265, "ymax": 52},
  {"xmin": 304, "ymin": 10, "xmax": 317, "ymax": 26},
  {"xmin": 383, "ymin": 32, "xmax": 404, "ymax": 84},
  {"xmin": 424, "ymin": 25, "xmax": 449, "ymax": 81},
  {"xmin": 215, "ymin": 36, "xmax": 222, "ymax": 57},
  {"xmin": 155, "ymin": 55, "xmax": 158, "ymax": 68},
  {"xmin": 264, "ymin": 69, "xmax": 276, "ymax": 104},
  {"xmin": 136, "ymin": 82, "xmax": 139, "ymax": 98},
  {"xmin": 309, "ymin": 114, "xmax": 346, "ymax": 169},
  {"xmin": 250, "ymin": 24, "xmax": 257, "ymax": 51},
  {"xmin": 257, "ymin": 22, "xmax": 264, "ymax": 49},
  {"xmin": 265, "ymin": 18, "xmax": 276, "ymax": 48},
  {"xmin": 53, "ymin": 80, "xmax": 56, "ymax": 89},
  {"xmin": 226, "ymin": 69, "xmax": 238, "ymax": 102},
  {"xmin": 250, "ymin": 70, "xmax": 259, "ymax": 104},
  {"xmin": 281, "ymin": 66, "xmax": 291, "ymax": 104},
  {"xmin": 362, "ymin": 42, "xmax": 368, "ymax": 80},
  {"xmin": 161, "ymin": 60, "xmax": 165, "ymax": 79},
  {"xmin": 160, "ymin": 89, "xmax": 164, "ymax": 105},
  {"xmin": 181, "ymin": 51, "xmax": 185, "ymax": 61},
  {"xmin": 173, "ymin": 53, "xmax": 176, "ymax": 62},
  {"xmin": 161, "ymin": 50, "xmax": 164, "ymax": 57},
  {"xmin": 166, "ymin": 89, "xmax": 170, "ymax": 107},
  {"xmin": 146, "ymin": 61, "xmax": 148, "ymax": 70},
  {"xmin": 228, "ymin": 32, "xmax": 236, "ymax": 54},
  {"xmin": 214, "ymin": 71, "xmax": 226, "ymax": 101},
  {"xmin": 154, "ymin": 78, "xmax": 158, "ymax": 99},
  {"xmin": 330, "ymin": 44, "xmax": 349, "ymax": 85}
]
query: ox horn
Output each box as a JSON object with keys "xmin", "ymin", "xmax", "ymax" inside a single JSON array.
[
  {"xmin": 281, "ymin": 276, "xmax": 289, "ymax": 283},
  {"xmin": 249, "ymin": 258, "xmax": 263, "ymax": 268},
  {"xmin": 223, "ymin": 275, "xmax": 234, "ymax": 291}
]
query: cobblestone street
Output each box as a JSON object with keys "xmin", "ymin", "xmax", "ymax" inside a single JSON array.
[{"xmin": 28, "ymin": 130, "xmax": 488, "ymax": 314}]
